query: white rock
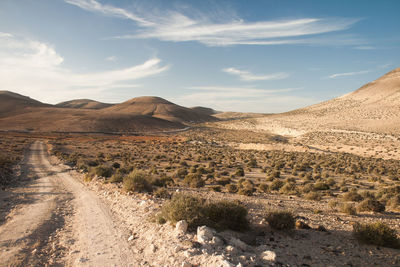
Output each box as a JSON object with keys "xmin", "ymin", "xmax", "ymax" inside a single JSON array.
[
  {"xmin": 211, "ymin": 236, "xmax": 224, "ymax": 246},
  {"xmin": 197, "ymin": 226, "xmax": 214, "ymax": 244},
  {"xmin": 225, "ymin": 245, "xmax": 237, "ymax": 255},
  {"xmin": 181, "ymin": 261, "xmax": 192, "ymax": 267},
  {"xmin": 176, "ymin": 220, "xmax": 188, "ymax": 233},
  {"xmin": 229, "ymin": 237, "xmax": 248, "ymax": 251},
  {"xmin": 262, "ymin": 250, "xmax": 276, "ymax": 262},
  {"xmin": 128, "ymin": 235, "xmax": 134, "ymax": 241},
  {"xmin": 220, "ymin": 259, "xmax": 235, "ymax": 267},
  {"xmin": 140, "ymin": 200, "xmax": 147, "ymax": 206}
]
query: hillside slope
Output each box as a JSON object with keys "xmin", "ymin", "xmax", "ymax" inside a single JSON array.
[
  {"xmin": 104, "ymin": 96, "xmax": 217, "ymax": 123},
  {"xmin": 56, "ymin": 99, "xmax": 113, "ymax": 109},
  {"xmin": 218, "ymin": 68, "xmax": 400, "ymax": 135}
]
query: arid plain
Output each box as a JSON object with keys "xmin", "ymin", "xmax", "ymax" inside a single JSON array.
[{"xmin": 1, "ymin": 69, "xmax": 400, "ymax": 266}]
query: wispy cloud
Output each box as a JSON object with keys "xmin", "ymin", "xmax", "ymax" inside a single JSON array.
[
  {"xmin": 222, "ymin": 67, "xmax": 288, "ymax": 81},
  {"xmin": 65, "ymin": 0, "xmax": 153, "ymax": 26},
  {"xmin": 0, "ymin": 33, "xmax": 169, "ymax": 103},
  {"xmin": 65, "ymin": 0, "xmax": 362, "ymax": 47},
  {"xmin": 328, "ymin": 70, "xmax": 370, "ymax": 78},
  {"xmin": 106, "ymin": 55, "xmax": 117, "ymax": 61},
  {"xmin": 170, "ymin": 86, "xmax": 310, "ymax": 113}
]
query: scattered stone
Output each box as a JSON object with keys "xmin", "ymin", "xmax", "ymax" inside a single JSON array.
[
  {"xmin": 176, "ymin": 220, "xmax": 188, "ymax": 233},
  {"xmin": 296, "ymin": 220, "xmax": 311, "ymax": 230},
  {"xmin": 229, "ymin": 237, "xmax": 248, "ymax": 251},
  {"xmin": 315, "ymin": 225, "xmax": 328, "ymax": 232},
  {"xmin": 262, "ymin": 250, "xmax": 277, "ymax": 262},
  {"xmin": 128, "ymin": 235, "xmax": 134, "ymax": 241},
  {"xmin": 181, "ymin": 261, "xmax": 192, "ymax": 267},
  {"xmin": 197, "ymin": 226, "xmax": 214, "ymax": 244},
  {"xmin": 211, "ymin": 236, "xmax": 224, "ymax": 246}
]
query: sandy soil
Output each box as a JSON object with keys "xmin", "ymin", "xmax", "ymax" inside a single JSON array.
[{"xmin": 0, "ymin": 141, "xmax": 133, "ymax": 266}]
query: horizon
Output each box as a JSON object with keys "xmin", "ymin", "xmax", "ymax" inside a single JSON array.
[{"xmin": 1, "ymin": 0, "xmax": 399, "ymax": 113}]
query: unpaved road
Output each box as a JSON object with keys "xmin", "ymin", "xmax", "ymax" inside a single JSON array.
[{"xmin": 0, "ymin": 141, "xmax": 133, "ymax": 266}]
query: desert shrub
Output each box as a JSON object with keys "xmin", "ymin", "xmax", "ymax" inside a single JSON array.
[
  {"xmin": 270, "ymin": 179, "xmax": 284, "ymax": 191},
  {"xmin": 152, "ymin": 175, "xmax": 174, "ymax": 187},
  {"xmin": 279, "ymin": 182, "xmax": 297, "ymax": 195},
  {"xmin": 340, "ymin": 203, "xmax": 356, "ymax": 215},
  {"xmin": 174, "ymin": 168, "xmax": 188, "ymax": 179},
  {"xmin": 183, "ymin": 173, "xmax": 205, "ymax": 188},
  {"xmin": 210, "ymin": 185, "xmax": 222, "ymax": 192},
  {"xmin": 226, "ymin": 184, "xmax": 238, "ymax": 193},
  {"xmin": 109, "ymin": 173, "xmax": 123, "ymax": 183},
  {"xmin": 159, "ymin": 194, "xmax": 249, "ymax": 231},
  {"xmin": 328, "ymin": 200, "xmax": 339, "ymax": 209},
  {"xmin": 123, "ymin": 170, "xmax": 153, "ymax": 193},
  {"xmin": 258, "ymin": 183, "xmax": 269, "ymax": 193},
  {"xmin": 313, "ymin": 182, "xmax": 330, "ymax": 191},
  {"xmin": 235, "ymin": 167, "xmax": 245, "ymax": 177},
  {"xmin": 387, "ymin": 195, "xmax": 400, "ymax": 210},
  {"xmin": 343, "ymin": 190, "xmax": 363, "ymax": 202},
  {"xmin": 204, "ymin": 200, "xmax": 249, "ymax": 231},
  {"xmin": 301, "ymin": 183, "xmax": 314, "ymax": 193},
  {"xmin": 154, "ymin": 187, "xmax": 171, "ymax": 199},
  {"xmin": 93, "ymin": 165, "xmax": 113, "ymax": 178},
  {"xmin": 238, "ymin": 180, "xmax": 255, "ymax": 196},
  {"xmin": 305, "ymin": 191, "xmax": 322, "ymax": 201},
  {"xmin": 357, "ymin": 199, "xmax": 385, "ymax": 212},
  {"xmin": 265, "ymin": 210, "xmax": 295, "ymax": 230},
  {"xmin": 353, "ymin": 222, "xmax": 400, "ymax": 249},
  {"xmin": 216, "ymin": 177, "xmax": 231, "ymax": 186}
]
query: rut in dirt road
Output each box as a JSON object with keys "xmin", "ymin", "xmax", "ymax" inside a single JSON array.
[{"xmin": 0, "ymin": 141, "xmax": 134, "ymax": 266}]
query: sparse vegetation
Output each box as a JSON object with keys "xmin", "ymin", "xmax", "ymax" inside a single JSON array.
[
  {"xmin": 353, "ymin": 222, "xmax": 400, "ymax": 249},
  {"xmin": 265, "ymin": 210, "xmax": 295, "ymax": 230}
]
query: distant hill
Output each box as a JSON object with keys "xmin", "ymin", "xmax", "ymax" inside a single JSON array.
[
  {"xmin": 56, "ymin": 99, "xmax": 113, "ymax": 109},
  {"xmin": 190, "ymin": 106, "xmax": 218, "ymax": 116},
  {"xmin": 104, "ymin": 96, "xmax": 217, "ymax": 123},
  {"xmin": 0, "ymin": 91, "xmax": 50, "ymax": 116},
  {"xmin": 0, "ymin": 92, "xmax": 217, "ymax": 133}
]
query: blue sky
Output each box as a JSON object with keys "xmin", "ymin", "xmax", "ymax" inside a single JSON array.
[{"xmin": 0, "ymin": 0, "xmax": 399, "ymax": 112}]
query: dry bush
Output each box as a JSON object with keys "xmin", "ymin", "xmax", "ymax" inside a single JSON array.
[
  {"xmin": 226, "ymin": 184, "xmax": 238, "ymax": 193},
  {"xmin": 353, "ymin": 222, "xmax": 400, "ymax": 249},
  {"xmin": 183, "ymin": 173, "xmax": 205, "ymax": 188},
  {"xmin": 340, "ymin": 203, "xmax": 356, "ymax": 215},
  {"xmin": 305, "ymin": 191, "xmax": 322, "ymax": 201},
  {"xmin": 123, "ymin": 170, "xmax": 153, "ymax": 193},
  {"xmin": 357, "ymin": 199, "xmax": 385, "ymax": 212},
  {"xmin": 265, "ymin": 210, "xmax": 295, "ymax": 230},
  {"xmin": 159, "ymin": 193, "xmax": 249, "ymax": 232}
]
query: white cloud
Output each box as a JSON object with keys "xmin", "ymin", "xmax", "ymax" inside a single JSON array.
[
  {"xmin": 0, "ymin": 33, "xmax": 169, "ymax": 103},
  {"xmin": 328, "ymin": 70, "xmax": 370, "ymax": 79},
  {"xmin": 222, "ymin": 67, "xmax": 288, "ymax": 81},
  {"xmin": 65, "ymin": 0, "xmax": 362, "ymax": 47},
  {"xmin": 106, "ymin": 56, "xmax": 117, "ymax": 61},
  {"xmin": 171, "ymin": 86, "xmax": 310, "ymax": 113}
]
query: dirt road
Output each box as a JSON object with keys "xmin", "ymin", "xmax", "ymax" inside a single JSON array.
[{"xmin": 0, "ymin": 141, "xmax": 133, "ymax": 266}]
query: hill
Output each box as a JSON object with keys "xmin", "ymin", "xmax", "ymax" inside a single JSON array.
[
  {"xmin": 56, "ymin": 99, "xmax": 113, "ymax": 109},
  {"xmin": 190, "ymin": 106, "xmax": 218, "ymax": 116},
  {"xmin": 0, "ymin": 91, "xmax": 50, "ymax": 116},
  {"xmin": 104, "ymin": 96, "xmax": 217, "ymax": 123},
  {"xmin": 218, "ymin": 68, "xmax": 400, "ymax": 135}
]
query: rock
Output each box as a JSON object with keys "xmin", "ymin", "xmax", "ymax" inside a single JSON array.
[
  {"xmin": 296, "ymin": 220, "xmax": 311, "ymax": 230},
  {"xmin": 176, "ymin": 220, "xmax": 188, "ymax": 233},
  {"xmin": 212, "ymin": 236, "xmax": 224, "ymax": 246},
  {"xmin": 315, "ymin": 225, "xmax": 327, "ymax": 232},
  {"xmin": 197, "ymin": 226, "xmax": 214, "ymax": 244},
  {"xmin": 262, "ymin": 250, "xmax": 276, "ymax": 262},
  {"xmin": 225, "ymin": 245, "xmax": 238, "ymax": 256},
  {"xmin": 181, "ymin": 261, "xmax": 192, "ymax": 267},
  {"xmin": 128, "ymin": 235, "xmax": 134, "ymax": 241},
  {"xmin": 140, "ymin": 200, "xmax": 147, "ymax": 206},
  {"xmin": 229, "ymin": 237, "xmax": 248, "ymax": 251},
  {"xmin": 220, "ymin": 259, "xmax": 235, "ymax": 267}
]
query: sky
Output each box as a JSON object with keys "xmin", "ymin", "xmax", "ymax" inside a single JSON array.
[{"xmin": 0, "ymin": 0, "xmax": 399, "ymax": 113}]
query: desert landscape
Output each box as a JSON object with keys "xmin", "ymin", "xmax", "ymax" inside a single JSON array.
[
  {"xmin": 1, "ymin": 1, "xmax": 400, "ymax": 266},
  {"xmin": 1, "ymin": 68, "xmax": 400, "ymax": 266}
]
